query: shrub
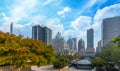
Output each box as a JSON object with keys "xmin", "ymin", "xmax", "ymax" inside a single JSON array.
[{"xmin": 53, "ymin": 56, "xmax": 69, "ymax": 68}]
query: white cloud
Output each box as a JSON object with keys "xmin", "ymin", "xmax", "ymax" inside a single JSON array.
[
  {"xmin": 57, "ymin": 7, "xmax": 71, "ymax": 17},
  {"xmin": 71, "ymin": 16, "xmax": 92, "ymax": 31},
  {"xmin": 70, "ymin": 16, "xmax": 92, "ymax": 48},
  {"xmin": 45, "ymin": 18, "xmax": 64, "ymax": 38},
  {"xmin": 0, "ymin": 12, "xmax": 6, "ymax": 17},
  {"xmin": 94, "ymin": 3, "xmax": 120, "ymax": 27},
  {"xmin": 63, "ymin": 29, "xmax": 76, "ymax": 38},
  {"xmin": 9, "ymin": 0, "xmax": 38, "ymax": 22},
  {"xmin": 42, "ymin": 0, "xmax": 54, "ymax": 5},
  {"xmin": 0, "ymin": 12, "xmax": 32, "ymax": 37}
]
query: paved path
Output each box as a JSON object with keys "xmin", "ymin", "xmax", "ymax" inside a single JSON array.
[
  {"xmin": 68, "ymin": 67, "xmax": 95, "ymax": 71},
  {"xmin": 31, "ymin": 65, "xmax": 95, "ymax": 71}
]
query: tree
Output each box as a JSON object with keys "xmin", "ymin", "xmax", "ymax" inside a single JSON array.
[
  {"xmin": 112, "ymin": 36, "xmax": 120, "ymax": 48},
  {"xmin": 0, "ymin": 31, "xmax": 55, "ymax": 70},
  {"xmin": 97, "ymin": 36, "xmax": 120, "ymax": 67},
  {"xmin": 91, "ymin": 58, "xmax": 107, "ymax": 67},
  {"xmin": 53, "ymin": 56, "xmax": 69, "ymax": 68},
  {"xmin": 91, "ymin": 58, "xmax": 107, "ymax": 71}
]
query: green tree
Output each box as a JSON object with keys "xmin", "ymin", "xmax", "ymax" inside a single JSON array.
[
  {"xmin": 91, "ymin": 58, "xmax": 107, "ymax": 67},
  {"xmin": 97, "ymin": 36, "xmax": 120, "ymax": 67},
  {"xmin": 53, "ymin": 56, "xmax": 69, "ymax": 68},
  {"xmin": 0, "ymin": 31, "xmax": 55, "ymax": 70}
]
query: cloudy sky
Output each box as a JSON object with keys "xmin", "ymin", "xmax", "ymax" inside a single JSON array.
[{"xmin": 0, "ymin": 0, "xmax": 120, "ymax": 48}]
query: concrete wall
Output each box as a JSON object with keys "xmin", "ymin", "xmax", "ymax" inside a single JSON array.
[{"xmin": 0, "ymin": 66, "xmax": 31, "ymax": 71}]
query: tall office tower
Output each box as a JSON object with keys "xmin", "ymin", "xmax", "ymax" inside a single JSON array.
[
  {"xmin": 52, "ymin": 32, "xmax": 69, "ymax": 55},
  {"xmin": 72, "ymin": 38, "xmax": 77, "ymax": 50},
  {"xmin": 67, "ymin": 37, "xmax": 75, "ymax": 50},
  {"xmin": 102, "ymin": 16, "xmax": 120, "ymax": 46},
  {"xmin": 87, "ymin": 28, "xmax": 94, "ymax": 48},
  {"xmin": 32, "ymin": 25, "xmax": 52, "ymax": 45},
  {"xmin": 10, "ymin": 22, "xmax": 13, "ymax": 34},
  {"xmin": 78, "ymin": 39, "xmax": 85, "ymax": 52},
  {"xmin": 96, "ymin": 40, "xmax": 102, "ymax": 53},
  {"xmin": 85, "ymin": 28, "xmax": 95, "ymax": 58}
]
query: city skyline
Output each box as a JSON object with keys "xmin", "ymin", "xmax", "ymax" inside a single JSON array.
[{"xmin": 0, "ymin": 0, "xmax": 120, "ymax": 48}]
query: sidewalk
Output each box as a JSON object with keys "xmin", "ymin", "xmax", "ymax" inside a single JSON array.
[{"xmin": 31, "ymin": 65, "xmax": 62, "ymax": 71}]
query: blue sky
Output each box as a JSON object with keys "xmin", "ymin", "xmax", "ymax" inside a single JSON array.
[{"xmin": 0, "ymin": 0, "xmax": 120, "ymax": 48}]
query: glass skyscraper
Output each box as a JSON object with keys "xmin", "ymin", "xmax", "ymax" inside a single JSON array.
[
  {"xmin": 32, "ymin": 25, "xmax": 52, "ymax": 45},
  {"xmin": 87, "ymin": 28, "xmax": 94, "ymax": 48},
  {"xmin": 102, "ymin": 16, "xmax": 120, "ymax": 46},
  {"xmin": 78, "ymin": 39, "xmax": 85, "ymax": 52}
]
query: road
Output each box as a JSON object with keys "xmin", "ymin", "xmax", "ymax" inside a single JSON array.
[{"xmin": 31, "ymin": 65, "xmax": 95, "ymax": 71}]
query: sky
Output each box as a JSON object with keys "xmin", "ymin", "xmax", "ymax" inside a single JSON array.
[{"xmin": 0, "ymin": 0, "xmax": 120, "ymax": 48}]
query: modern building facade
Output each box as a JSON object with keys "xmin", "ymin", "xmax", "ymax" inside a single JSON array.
[
  {"xmin": 72, "ymin": 38, "xmax": 77, "ymax": 50},
  {"xmin": 10, "ymin": 22, "xmax": 13, "ymax": 34},
  {"xmin": 67, "ymin": 37, "xmax": 75, "ymax": 50},
  {"xmin": 85, "ymin": 28, "xmax": 95, "ymax": 58},
  {"xmin": 87, "ymin": 28, "xmax": 94, "ymax": 48},
  {"xmin": 78, "ymin": 39, "xmax": 85, "ymax": 52},
  {"xmin": 96, "ymin": 40, "xmax": 102, "ymax": 53},
  {"xmin": 102, "ymin": 16, "xmax": 120, "ymax": 46},
  {"xmin": 32, "ymin": 25, "xmax": 52, "ymax": 45},
  {"xmin": 52, "ymin": 32, "xmax": 69, "ymax": 55}
]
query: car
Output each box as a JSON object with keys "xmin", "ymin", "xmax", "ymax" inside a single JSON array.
[{"xmin": 76, "ymin": 59, "xmax": 94, "ymax": 69}]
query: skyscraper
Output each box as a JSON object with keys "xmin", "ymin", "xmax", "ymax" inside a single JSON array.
[
  {"xmin": 85, "ymin": 28, "xmax": 95, "ymax": 58},
  {"xmin": 87, "ymin": 28, "xmax": 94, "ymax": 48},
  {"xmin": 10, "ymin": 22, "xmax": 13, "ymax": 34},
  {"xmin": 102, "ymin": 16, "xmax": 120, "ymax": 46},
  {"xmin": 72, "ymin": 38, "xmax": 77, "ymax": 50},
  {"xmin": 78, "ymin": 39, "xmax": 85, "ymax": 52},
  {"xmin": 67, "ymin": 37, "xmax": 75, "ymax": 50},
  {"xmin": 96, "ymin": 40, "xmax": 102, "ymax": 53},
  {"xmin": 32, "ymin": 25, "xmax": 52, "ymax": 45},
  {"xmin": 52, "ymin": 32, "xmax": 69, "ymax": 55}
]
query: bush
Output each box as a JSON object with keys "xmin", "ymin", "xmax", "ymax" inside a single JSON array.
[
  {"xmin": 53, "ymin": 56, "xmax": 69, "ymax": 68},
  {"xmin": 91, "ymin": 58, "xmax": 107, "ymax": 67}
]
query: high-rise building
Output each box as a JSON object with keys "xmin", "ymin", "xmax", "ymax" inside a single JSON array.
[
  {"xmin": 72, "ymin": 38, "xmax": 77, "ymax": 50},
  {"xmin": 32, "ymin": 25, "xmax": 52, "ymax": 45},
  {"xmin": 67, "ymin": 37, "xmax": 75, "ymax": 50},
  {"xmin": 87, "ymin": 28, "xmax": 94, "ymax": 48},
  {"xmin": 78, "ymin": 39, "xmax": 85, "ymax": 52},
  {"xmin": 52, "ymin": 32, "xmax": 69, "ymax": 55},
  {"xmin": 96, "ymin": 40, "xmax": 102, "ymax": 53},
  {"xmin": 85, "ymin": 28, "xmax": 95, "ymax": 58},
  {"xmin": 102, "ymin": 16, "xmax": 120, "ymax": 46},
  {"xmin": 10, "ymin": 22, "xmax": 13, "ymax": 34}
]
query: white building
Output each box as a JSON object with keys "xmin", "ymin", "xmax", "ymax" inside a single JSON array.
[
  {"xmin": 52, "ymin": 32, "xmax": 69, "ymax": 55},
  {"xmin": 67, "ymin": 37, "xmax": 75, "ymax": 50}
]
